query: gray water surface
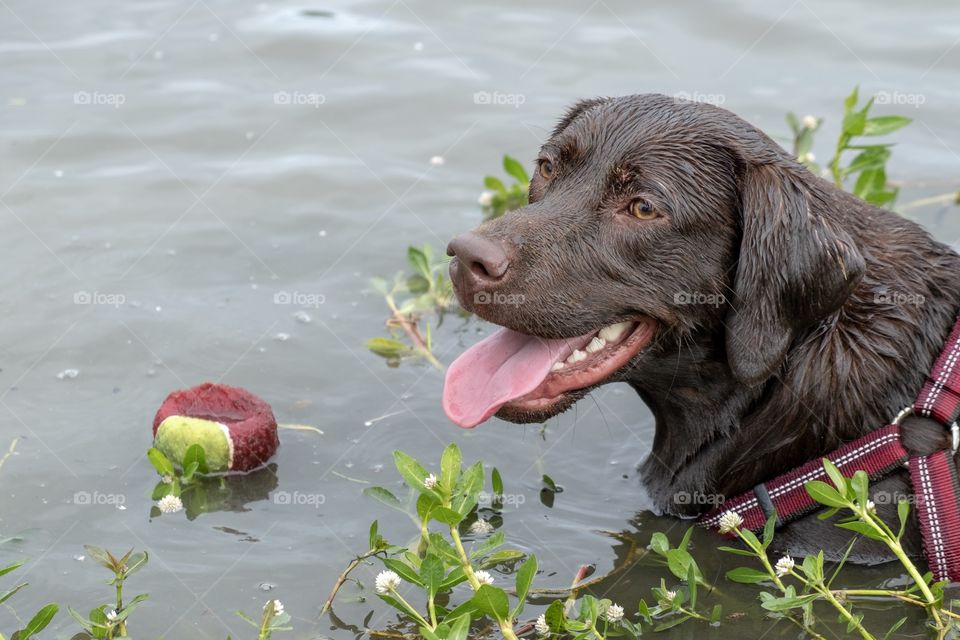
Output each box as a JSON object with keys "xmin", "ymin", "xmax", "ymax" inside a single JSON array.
[{"xmin": 2, "ymin": 1, "xmax": 959, "ymax": 638}]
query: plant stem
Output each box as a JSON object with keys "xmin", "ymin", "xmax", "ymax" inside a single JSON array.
[
  {"xmin": 811, "ymin": 581, "xmax": 876, "ymax": 640},
  {"xmin": 384, "ymin": 295, "xmax": 444, "ymax": 370},
  {"xmin": 449, "ymin": 526, "xmax": 520, "ymax": 640},
  {"xmin": 856, "ymin": 507, "xmax": 944, "ymax": 629},
  {"xmin": 321, "ymin": 548, "xmax": 382, "ymax": 615},
  {"xmin": 388, "ymin": 588, "xmax": 432, "ymax": 630}
]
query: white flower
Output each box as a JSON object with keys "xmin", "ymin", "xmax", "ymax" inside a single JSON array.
[
  {"xmin": 717, "ymin": 510, "xmax": 743, "ymax": 534},
  {"xmin": 866, "ymin": 500, "xmax": 876, "ymax": 513},
  {"xmin": 802, "ymin": 114, "xmax": 818, "ymax": 129},
  {"xmin": 375, "ymin": 570, "xmax": 402, "ymax": 594},
  {"xmin": 157, "ymin": 494, "xmax": 183, "ymax": 514},
  {"xmin": 474, "ymin": 570, "xmax": 494, "ymax": 586},
  {"xmin": 161, "ymin": 475, "xmax": 173, "ymax": 484},
  {"xmin": 469, "ymin": 519, "xmax": 494, "ymax": 536},
  {"xmin": 775, "ymin": 556, "xmax": 795, "ymax": 577},
  {"xmin": 478, "ymin": 191, "xmax": 494, "ymax": 207},
  {"xmin": 661, "ymin": 590, "xmax": 677, "ymax": 605},
  {"xmin": 605, "ymin": 603, "xmax": 624, "ymax": 623},
  {"xmin": 535, "ymin": 613, "xmax": 550, "ymax": 636},
  {"xmin": 424, "ymin": 473, "xmax": 438, "ymax": 489},
  {"xmin": 105, "ymin": 610, "xmax": 118, "ymax": 622},
  {"xmin": 802, "ymin": 151, "xmax": 816, "ymax": 163},
  {"xmin": 265, "ymin": 600, "xmax": 284, "ymax": 616}
]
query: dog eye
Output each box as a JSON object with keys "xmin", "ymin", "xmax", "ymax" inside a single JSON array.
[
  {"xmin": 538, "ymin": 159, "xmax": 554, "ymax": 180},
  {"xmin": 629, "ymin": 198, "xmax": 658, "ymax": 220}
]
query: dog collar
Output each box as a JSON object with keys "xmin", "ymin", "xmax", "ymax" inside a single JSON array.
[{"xmin": 700, "ymin": 314, "xmax": 960, "ymax": 583}]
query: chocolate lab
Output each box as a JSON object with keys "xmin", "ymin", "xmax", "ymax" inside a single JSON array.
[{"xmin": 442, "ymin": 94, "xmax": 960, "ymax": 561}]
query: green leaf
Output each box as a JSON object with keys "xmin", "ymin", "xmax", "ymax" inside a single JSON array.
[
  {"xmin": 382, "ymin": 559, "xmax": 423, "ymax": 586},
  {"xmin": 16, "ymin": 603, "xmax": 58, "ymax": 639},
  {"xmin": 471, "ymin": 584, "xmax": 509, "ymax": 620},
  {"xmin": 762, "ymin": 513, "xmax": 777, "ymax": 549},
  {"xmin": 431, "ymin": 506, "xmax": 464, "ymax": 526},
  {"xmin": 393, "ymin": 450, "xmax": 435, "ymax": 496},
  {"xmin": 822, "ymin": 458, "xmax": 847, "ymax": 493},
  {"xmin": 717, "ymin": 545, "xmax": 756, "ymax": 557},
  {"xmin": 0, "ymin": 583, "xmax": 27, "ymax": 605},
  {"xmin": 805, "ymin": 480, "xmax": 849, "ymax": 508},
  {"xmin": 843, "ymin": 110, "xmax": 867, "ymax": 136},
  {"xmin": 649, "ymin": 532, "xmax": 669, "ymax": 556},
  {"xmin": 502, "ymin": 155, "xmax": 529, "ymax": 185},
  {"xmin": 0, "ymin": 561, "xmax": 24, "ymax": 579},
  {"xmin": 364, "ymin": 486, "xmax": 402, "ymax": 509},
  {"xmin": 471, "ymin": 532, "xmax": 505, "ymax": 559},
  {"xmin": 484, "ymin": 176, "xmax": 506, "ymax": 193},
  {"xmin": 147, "ymin": 447, "xmax": 175, "ymax": 477},
  {"xmin": 843, "ymin": 86, "xmax": 860, "ymax": 113},
  {"xmin": 491, "ymin": 468, "xmax": 503, "ymax": 496},
  {"xmin": 761, "ymin": 594, "xmax": 817, "ymax": 612},
  {"xmin": 665, "ymin": 549, "xmax": 700, "ymax": 583},
  {"xmin": 420, "ymin": 554, "xmax": 444, "ymax": 596},
  {"xmin": 836, "ymin": 521, "xmax": 885, "ymax": 541},
  {"xmin": 851, "ymin": 470, "xmax": 870, "ymax": 507},
  {"xmin": 367, "ymin": 337, "xmax": 411, "ymax": 358},
  {"xmin": 725, "ymin": 567, "xmax": 770, "ymax": 584},
  {"xmin": 512, "ymin": 555, "xmax": 537, "ymax": 618},
  {"xmin": 863, "ymin": 115, "xmax": 912, "ymax": 137},
  {"xmin": 544, "ymin": 600, "xmax": 565, "ymax": 632},
  {"xmin": 882, "ymin": 616, "xmax": 908, "ymax": 640},
  {"xmin": 478, "ymin": 549, "xmax": 525, "ymax": 569},
  {"xmin": 406, "ymin": 274, "xmax": 430, "ymax": 295},
  {"xmin": 446, "ymin": 613, "xmax": 471, "ymax": 640},
  {"xmin": 407, "ymin": 246, "xmax": 431, "ymax": 279},
  {"xmin": 440, "ymin": 443, "xmax": 461, "ymax": 492},
  {"xmin": 541, "ymin": 474, "xmax": 559, "ymax": 492},
  {"xmin": 897, "ymin": 498, "xmax": 910, "ymax": 540},
  {"xmin": 183, "ymin": 444, "xmax": 209, "ymax": 475}
]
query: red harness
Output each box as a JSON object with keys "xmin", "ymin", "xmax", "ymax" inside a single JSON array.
[{"xmin": 701, "ymin": 316, "xmax": 960, "ymax": 582}]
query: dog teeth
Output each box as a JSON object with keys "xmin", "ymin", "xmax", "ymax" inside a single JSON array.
[
  {"xmin": 566, "ymin": 349, "xmax": 587, "ymax": 364},
  {"xmin": 586, "ymin": 336, "xmax": 606, "ymax": 353},
  {"xmin": 551, "ymin": 361, "xmax": 565, "ymax": 372},
  {"xmin": 598, "ymin": 321, "xmax": 633, "ymax": 343}
]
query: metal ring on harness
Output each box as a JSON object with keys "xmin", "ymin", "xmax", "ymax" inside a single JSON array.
[{"xmin": 891, "ymin": 405, "xmax": 960, "ymax": 455}]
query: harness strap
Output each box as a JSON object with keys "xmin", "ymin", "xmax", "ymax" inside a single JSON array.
[
  {"xmin": 700, "ymin": 424, "xmax": 909, "ymax": 533},
  {"xmin": 910, "ymin": 450, "xmax": 960, "ymax": 581},
  {"xmin": 700, "ymin": 314, "xmax": 960, "ymax": 583}
]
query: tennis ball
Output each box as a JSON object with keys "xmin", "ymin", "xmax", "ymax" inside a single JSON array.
[
  {"xmin": 152, "ymin": 382, "xmax": 279, "ymax": 473},
  {"xmin": 154, "ymin": 415, "xmax": 233, "ymax": 472}
]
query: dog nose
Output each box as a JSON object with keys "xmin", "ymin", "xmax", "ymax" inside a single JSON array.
[{"xmin": 446, "ymin": 232, "xmax": 510, "ymax": 281}]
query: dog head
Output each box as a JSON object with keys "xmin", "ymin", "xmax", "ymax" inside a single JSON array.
[{"xmin": 443, "ymin": 94, "xmax": 864, "ymax": 428}]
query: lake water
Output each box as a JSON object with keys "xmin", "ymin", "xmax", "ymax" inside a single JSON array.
[{"xmin": 2, "ymin": 0, "xmax": 959, "ymax": 638}]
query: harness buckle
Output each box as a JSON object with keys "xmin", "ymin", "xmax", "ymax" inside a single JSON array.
[{"xmin": 892, "ymin": 405, "xmax": 960, "ymax": 456}]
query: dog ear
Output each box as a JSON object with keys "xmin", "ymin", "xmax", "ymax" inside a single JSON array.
[{"xmin": 725, "ymin": 163, "xmax": 864, "ymax": 385}]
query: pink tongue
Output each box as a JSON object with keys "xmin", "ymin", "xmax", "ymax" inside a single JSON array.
[{"xmin": 443, "ymin": 327, "xmax": 592, "ymax": 428}]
